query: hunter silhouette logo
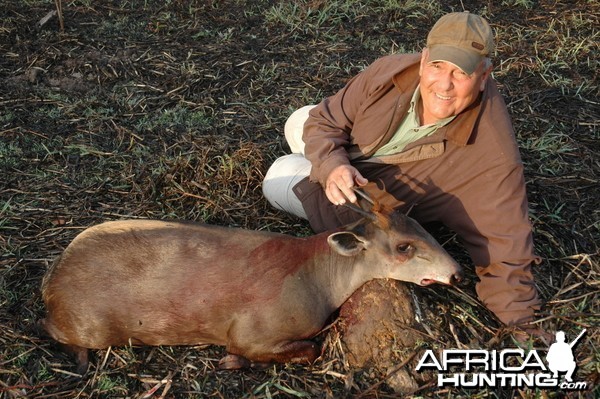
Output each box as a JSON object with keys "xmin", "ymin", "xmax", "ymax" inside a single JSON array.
[
  {"xmin": 546, "ymin": 329, "xmax": 586, "ymax": 382},
  {"xmin": 416, "ymin": 329, "xmax": 588, "ymax": 390}
]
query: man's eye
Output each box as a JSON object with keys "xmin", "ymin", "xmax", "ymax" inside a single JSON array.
[{"xmin": 454, "ymin": 71, "xmax": 470, "ymax": 80}]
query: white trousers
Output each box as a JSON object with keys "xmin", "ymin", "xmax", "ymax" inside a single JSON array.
[{"xmin": 262, "ymin": 106, "xmax": 316, "ymax": 219}]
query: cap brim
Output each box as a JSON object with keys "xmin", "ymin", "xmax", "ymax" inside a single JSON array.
[{"xmin": 428, "ymin": 45, "xmax": 483, "ymax": 75}]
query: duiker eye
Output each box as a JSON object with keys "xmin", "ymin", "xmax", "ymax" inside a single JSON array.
[{"xmin": 397, "ymin": 243, "xmax": 413, "ymax": 254}]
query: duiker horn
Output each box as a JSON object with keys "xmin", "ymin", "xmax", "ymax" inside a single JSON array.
[{"xmin": 344, "ymin": 187, "xmax": 392, "ymax": 229}]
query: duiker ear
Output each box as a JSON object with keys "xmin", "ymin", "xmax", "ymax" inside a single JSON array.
[{"xmin": 327, "ymin": 231, "xmax": 368, "ymax": 257}]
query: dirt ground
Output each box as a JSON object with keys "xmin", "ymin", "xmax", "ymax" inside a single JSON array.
[{"xmin": 0, "ymin": 0, "xmax": 598, "ymax": 398}]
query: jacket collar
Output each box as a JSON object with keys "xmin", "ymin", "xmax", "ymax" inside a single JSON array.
[{"xmin": 392, "ymin": 55, "xmax": 488, "ymax": 147}]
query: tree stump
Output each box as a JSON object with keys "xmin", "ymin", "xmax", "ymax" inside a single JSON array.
[{"xmin": 338, "ymin": 279, "xmax": 424, "ymax": 394}]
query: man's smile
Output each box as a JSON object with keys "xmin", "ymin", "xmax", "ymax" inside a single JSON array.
[{"xmin": 435, "ymin": 93, "xmax": 452, "ymax": 101}]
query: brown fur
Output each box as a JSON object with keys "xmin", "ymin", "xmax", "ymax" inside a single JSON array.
[{"xmin": 41, "ymin": 215, "xmax": 461, "ymax": 372}]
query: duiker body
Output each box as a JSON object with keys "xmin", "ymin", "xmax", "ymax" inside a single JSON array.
[{"xmin": 41, "ymin": 193, "xmax": 461, "ymax": 372}]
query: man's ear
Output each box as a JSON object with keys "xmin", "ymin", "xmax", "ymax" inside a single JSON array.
[
  {"xmin": 327, "ymin": 231, "xmax": 368, "ymax": 257},
  {"xmin": 479, "ymin": 61, "xmax": 493, "ymax": 91}
]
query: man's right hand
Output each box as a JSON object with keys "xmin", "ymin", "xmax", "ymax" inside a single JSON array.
[{"xmin": 325, "ymin": 164, "xmax": 368, "ymax": 205}]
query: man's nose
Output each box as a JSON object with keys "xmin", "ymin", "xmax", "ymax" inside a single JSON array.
[{"xmin": 437, "ymin": 72, "xmax": 454, "ymax": 91}]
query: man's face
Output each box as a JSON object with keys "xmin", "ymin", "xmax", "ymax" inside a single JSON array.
[{"xmin": 418, "ymin": 48, "xmax": 492, "ymax": 125}]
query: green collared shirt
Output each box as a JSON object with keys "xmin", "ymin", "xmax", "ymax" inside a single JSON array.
[{"xmin": 373, "ymin": 86, "xmax": 455, "ymax": 157}]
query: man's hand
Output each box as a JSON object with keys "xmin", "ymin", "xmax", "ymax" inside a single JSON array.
[{"xmin": 325, "ymin": 164, "xmax": 368, "ymax": 205}]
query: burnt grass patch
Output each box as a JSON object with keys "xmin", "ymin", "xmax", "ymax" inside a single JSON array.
[{"xmin": 1, "ymin": 1, "xmax": 598, "ymax": 398}]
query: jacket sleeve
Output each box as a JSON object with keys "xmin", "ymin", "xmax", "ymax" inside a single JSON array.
[
  {"xmin": 476, "ymin": 164, "xmax": 542, "ymax": 325},
  {"xmin": 476, "ymin": 260, "xmax": 541, "ymax": 326},
  {"xmin": 439, "ymin": 81, "xmax": 542, "ymax": 326},
  {"xmin": 446, "ymin": 162, "xmax": 542, "ymax": 326},
  {"xmin": 302, "ymin": 60, "xmax": 383, "ymax": 185}
]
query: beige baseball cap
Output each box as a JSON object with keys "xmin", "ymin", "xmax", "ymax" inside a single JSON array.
[{"xmin": 426, "ymin": 12, "xmax": 494, "ymax": 75}]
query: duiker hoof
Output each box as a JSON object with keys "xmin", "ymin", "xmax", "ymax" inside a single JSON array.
[{"xmin": 218, "ymin": 354, "xmax": 251, "ymax": 370}]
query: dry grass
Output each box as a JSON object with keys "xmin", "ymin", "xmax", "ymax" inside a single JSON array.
[{"xmin": 1, "ymin": 0, "xmax": 598, "ymax": 398}]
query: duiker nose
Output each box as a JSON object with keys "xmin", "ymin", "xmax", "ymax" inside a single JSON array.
[{"xmin": 450, "ymin": 271, "xmax": 464, "ymax": 285}]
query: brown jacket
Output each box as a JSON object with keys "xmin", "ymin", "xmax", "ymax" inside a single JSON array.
[{"xmin": 293, "ymin": 53, "xmax": 541, "ymax": 326}]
